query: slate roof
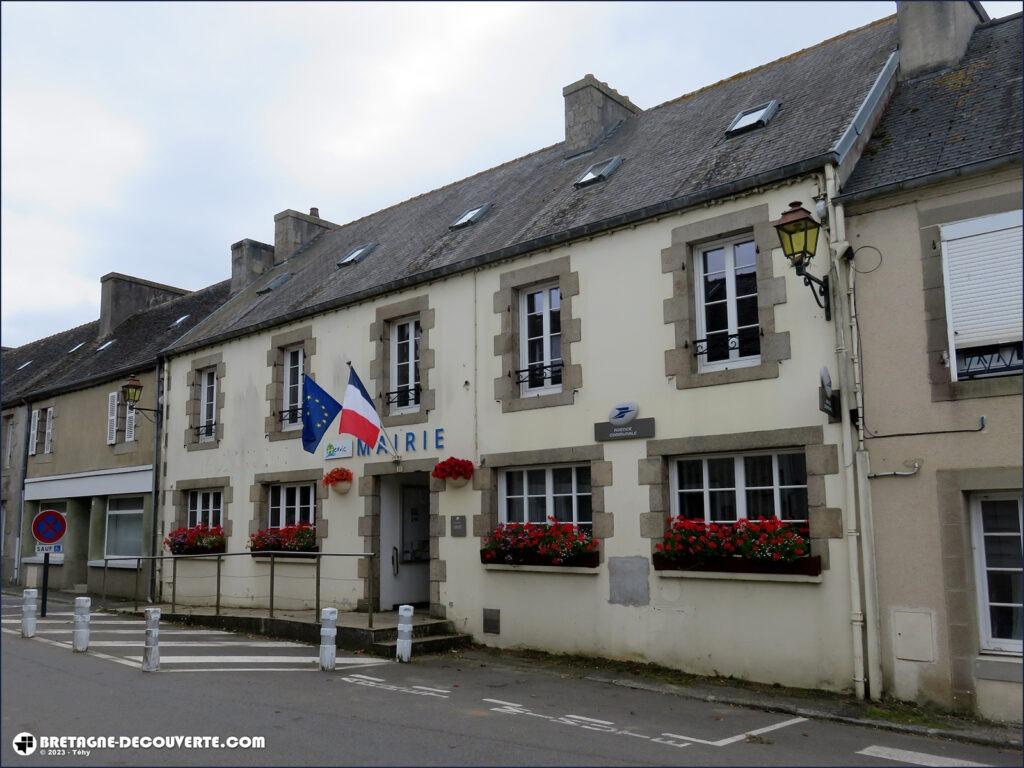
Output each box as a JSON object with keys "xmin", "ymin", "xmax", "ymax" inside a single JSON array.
[
  {"xmin": 842, "ymin": 13, "xmax": 1023, "ymax": 197},
  {"xmin": 1, "ymin": 280, "xmax": 231, "ymax": 407},
  {"xmin": 169, "ymin": 16, "xmax": 899, "ymax": 354}
]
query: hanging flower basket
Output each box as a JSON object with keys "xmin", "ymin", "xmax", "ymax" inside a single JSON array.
[
  {"xmin": 322, "ymin": 467, "xmax": 353, "ymax": 495},
  {"xmin": 432, "ymin": 457, "xmax": 474, "ymax": 487},
  {"xmin": 653, "ymin": 517, "xmax": 819, "ymax": 575}
]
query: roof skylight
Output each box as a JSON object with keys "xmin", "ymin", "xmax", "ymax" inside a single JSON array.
[
  {"xmin": 726, "ymin": 100, "xmax": 779, "ymax": 136},
  {"xmin": 574, "ymin": 156, "xmax": 623, "ymax": 189},
  {"xmin": 337, "ymin": 243, "xmax": 378, "ymax": 267},
  {"xmin": 450, "ymin": 204, "xmax": 491, "ymax": 230},
  {"xmin": 16, "ymin": 360, "xmax": 32, "ymax": 370},
  {"xmin": 68, "ymin": 342, "xmax": 85, "ymax": 353},
  {"xmin": 256, "ymin": 273, "xmax": 292, "ymax": 294},
  {"xmin": 97, "ymin": 340, "xmax": 115, "ymax": 352},
  {"xmin": 169, "ymin": 314, "xmax": 190, "ymax": 328}
]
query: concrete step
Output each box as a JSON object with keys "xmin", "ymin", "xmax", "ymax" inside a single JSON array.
[
  {"xmin": 70, "ymin": 584, "xmax": 88, "ymax": 594},
  {"xmin": 367, "ymin": 619, "xmax": 456, "ymax": 643},
  {"xmin": 369, "ymin": 633, "xmax": 472, "ymax": 657}
]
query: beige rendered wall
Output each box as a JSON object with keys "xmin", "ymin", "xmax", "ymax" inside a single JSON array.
[
  {"xmin": 1, "ymin": 405, "xmax": 28, "ymax": 582},
  {"xmin": 164, "ymin": 177, "xmax": 857, "ymax": 691},
  {"xmin": 845, "ymin": 170, "xmax": 1023, "ymax": 719}
]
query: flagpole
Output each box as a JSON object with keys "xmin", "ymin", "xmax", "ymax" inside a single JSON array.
[{"xmin": 346, "ymin": 360, "xmax": 402, "ymax": 462}]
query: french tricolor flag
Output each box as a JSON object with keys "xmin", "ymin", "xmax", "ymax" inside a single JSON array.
[{"xmin": 339, "ymin": 367, "xmax": 383, "ymax": 449}]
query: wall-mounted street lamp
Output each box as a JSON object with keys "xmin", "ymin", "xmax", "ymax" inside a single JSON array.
[
  {"xmin": 774, "ymin": 201, "xmax": 830, "ymax": 321},
  {"xmin": 121, "ymin": 374, "xmax": 158, "ymax": 413}
]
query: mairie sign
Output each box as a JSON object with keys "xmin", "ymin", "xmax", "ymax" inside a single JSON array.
[{"xmin": 357, "ymin": 428, "xmax": 446, "ymax": 456}]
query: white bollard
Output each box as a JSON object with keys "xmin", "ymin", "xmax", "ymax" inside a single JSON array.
[
  {"xmin": 396, "ymin": 604, "xmax": 414, "ymax": 663},
  {"xmin": 72, "ymin": 597, "xmax": 91, "ymax": 652},
  {"xmin": 21, "ymin": 589, "xmax": 38, "ymax": 638},
  {"xmin": 319, "ymin": 607, "xmax": 338, "ymax": 671},
  {"xmin": 142, "ymin": 607, "xmax": 160, "ymax": 672}
]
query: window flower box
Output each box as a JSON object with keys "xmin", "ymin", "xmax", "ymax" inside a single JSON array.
[
  {"xmin": 248, "ymin": 524, "xmax": 318, "ymax": 555},
  {"xmin": 654, "ymin": 516, "xmax": 818, "ymax": 576},
  {"xmin": 322, "ymin": 467, "xmax": 353, "ymax": 495},
  {"xmin": 433, "ymin": 457, "xmax": 474, "ymax": 487},
  {"xmin": 163, "ymin": 525, "xmax": 226, "ymax": 556},
  {"xmin": 480, "ymin": 519, "xmax": 599, "ymax": 568}
]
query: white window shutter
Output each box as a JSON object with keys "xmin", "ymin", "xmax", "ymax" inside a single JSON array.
[
  {"xmin": 106, "ymin": 392, "xmax": 118, "ymax": 445},
  {"xmin": 942, "ymin": 211, "xmax": 1023, "ymax": 350},
  {"xmin": 43, "ymin": 408, "xmax": 54, "ymax": 454},
  {"xmin": 125, "ymin": 405, "xmax": 136, "ymax": 442},
  {"xmin": 28, "ymin": 410, "xmax": 39, "ymax": 456}
]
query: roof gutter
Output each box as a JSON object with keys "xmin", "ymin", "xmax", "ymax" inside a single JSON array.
[
  {"xmin": 168, "ymin": 152, "xmax": 835, "ymax": 357},
  {"xmin": 3, "ymin": 359, "xmax": 159, "ymax": 409},
  {"xmin": 835, "ymin": 152, "xmax": 1023, "ymax": 205}
]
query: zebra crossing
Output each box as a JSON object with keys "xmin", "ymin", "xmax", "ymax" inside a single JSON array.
[{"xmin": 1, "ymin": 596, "xmax": 389, "ymax": 673}]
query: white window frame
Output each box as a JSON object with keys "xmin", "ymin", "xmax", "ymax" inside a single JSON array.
[
  {"xmin": 199, "ymin": 367, "xmax": 217, "ymax": 442},
  {"xmin": 28, "ymin": 409, "xmax": 39, "ymax": 456},
  {"xmin": 668, "ymin": 450, "xmax": 808, "ymax": 524},
  {"xmin": 693, "ymin": 234, "xmax": 761, "ymax": 373},
  {"xmin": 389, "ymin": 316, "xmax": 421, "ymax": 415},
  {"xmin": 104, "ymin": 496, "xmax": 145, "ymax": 559},
  {"xmin": 497, "ymin": 464, "xmax": 592, "ymax": 528},
  {"xmin": 43, "ymin": 407, "xmax": 54, "ymax": 454},
  {"xmin": 281, "ymin": 346, "xmax": 304, "ymax": 431},
  {"xmin": 971, "ymin": 491, "xmax": 1023, "ymax": 655},
  {"xmin": 268, "ymin": 482, "xmax": 315, "ymax": 529},
  {"xmin": 187, "ymin": 489, "xmax": 223, "ymax": 528},
  {"xmin": 518, "ymin": 282, "xmax": 563, "ymax": 396}
]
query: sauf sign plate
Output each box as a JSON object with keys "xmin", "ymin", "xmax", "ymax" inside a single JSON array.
[{"xmin": 594, "ymin": 402, "xmax": 655, "ymax": 441}]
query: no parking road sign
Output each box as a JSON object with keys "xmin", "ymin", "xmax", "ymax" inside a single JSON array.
[{"xmin": 32, "ymin": 509, "xmax": 66, "ymax": 553}]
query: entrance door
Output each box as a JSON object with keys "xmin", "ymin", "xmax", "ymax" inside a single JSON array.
[{"xmin": 379, "ymin": 476, "xmax": 430, "ymax": 610}]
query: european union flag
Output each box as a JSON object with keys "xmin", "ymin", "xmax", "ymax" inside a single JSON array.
[{"xmin": 301, "ymin": 375, "xmax": 342, "ymax": 454}]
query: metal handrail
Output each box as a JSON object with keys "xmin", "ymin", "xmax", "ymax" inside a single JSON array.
[{"xmin": 100, "ymin": 550, "xmax": 377, "ymax": 628}]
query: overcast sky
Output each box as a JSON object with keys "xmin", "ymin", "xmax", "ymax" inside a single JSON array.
[{"xmin": 2, "ymin": 1, "xmax": 1020, "ymax": 347}]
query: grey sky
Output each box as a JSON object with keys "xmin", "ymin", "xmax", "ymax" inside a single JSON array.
[{"xmin": 2, "ymin": 1, "xmax": 1020, "ymax": 347}]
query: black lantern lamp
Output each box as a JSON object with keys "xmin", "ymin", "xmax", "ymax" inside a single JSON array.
[
  {"xmin": 121, "ymin": 374, "xmax": 158, "ymax": 413},
  {"xmin": 774, "ymin": 201, "xmax": 830, "ymax": 320}
]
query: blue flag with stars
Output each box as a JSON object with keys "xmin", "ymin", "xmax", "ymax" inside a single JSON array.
[{"xmin": 301, "ymin": 375, "xmax": 342, "ymax": 454}]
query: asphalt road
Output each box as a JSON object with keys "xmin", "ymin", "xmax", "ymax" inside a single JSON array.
[{"xmin": 2, "ymin": 597, "xmax": 1021, "ymax": 767}]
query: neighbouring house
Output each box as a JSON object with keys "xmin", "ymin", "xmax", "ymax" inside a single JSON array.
[{"xmin": 837, "ymin": 5, "xmax": 1022, "ymax": 722}]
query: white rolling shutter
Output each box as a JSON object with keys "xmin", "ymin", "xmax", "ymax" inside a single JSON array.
[
  {"xmin": 125, "ymin": 405, "xmax": 136, "ymax": 442},
  {"xmin": 43, "ymin": 408, "xmax": 54, "ymax": 454},
  {"xmin": 28, "ymin": 409, "xmax": 39, "ymax": 456},
  {"xmin": 941, "ymin": 210, "xmax": 1023, "ymax": 351},
  {"xmin": 106, "ymin": 392, "xmax": 118, "ymax": 445}
]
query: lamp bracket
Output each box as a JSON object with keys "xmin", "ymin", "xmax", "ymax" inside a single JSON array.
[{"xmin": 795, "ymin": 264, "xmax": 832, "ymax": 321}]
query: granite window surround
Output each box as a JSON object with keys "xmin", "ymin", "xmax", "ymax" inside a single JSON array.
[
  {"xmin": 171, "ymin": 477, "xmax": 234, "ymax": 537},
  {"xmin": 264, "ymin": 326, "xmax": 317, "ymax": 442},
  {"xmin": 184, "ymin": 353, "xmax": 225, "ymax": 451},
  {"xmin": 355, "ymin": 459, "xmax": 444, "ymax": 617},
  {"xmin": 248, "ymin": 469, "xmax": 327, "ymax": 540},
  {"xmin": 662, "ymin": 204, "xmax": 790, "ymax": 389},
  {"xmin": 920, "ymin": 192, "xmax": 1024, "ymax": 402},
  {"xmin": 493, "ymin": 256, "xmax": 582, "ymax": 413},
  {"xmin": 638, "ymin": 426, "xmax": 842, "ymax": 570},
  {"xmin": 368, "ymin": 295, "xmax": 436, "ymax": 428},
  {"xmin": 935, "ymin": 466, "xmax": 1023, "ymax": 713},
  {"xmin": 473, "ymin": 444, "xmax": 614, "ymax": 556}
]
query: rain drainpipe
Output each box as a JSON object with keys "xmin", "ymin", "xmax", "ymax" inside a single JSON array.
[
  {"xmin": 147, "ymin": 358, "xmax": 165, "ymax": 602},
  {"xmin": 13, "ymin": 399, "xmax": 32, "ymax": 584}
]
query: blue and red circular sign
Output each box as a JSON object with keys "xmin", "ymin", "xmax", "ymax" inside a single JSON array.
[{"xmin": 32, "ymin": 509, "xmax": 67, "ymax": 545}]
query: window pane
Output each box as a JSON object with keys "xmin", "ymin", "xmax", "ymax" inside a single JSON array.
[
  {"xmin": 300, "ymin": 485, "xmax": 311, "ymax": 507},
  {"xmin": 735, "ymin": 267, "xmax": 757, "ymax": 297},
  {"xmin": 704, "ymin": 273, "xmax": 727, "ymax": 303},
  {"xmin": 704, "ymin": 302, "xmax": 728, "ymax": 332},
  {"xmin": 506, "ymin": 497, "xmax": 524, "ymax": 523},
  {"xmin": 550, "ymin": 334, "xmax": 562, "ymax": 362},
  {"xmin": 397, "ymin": 323, "xmax": 409, "ymax": 343},
  {"xmin": 575, "ymin": 466, "xmax": 591, "ymax": 495},
  {"xmin": 552, "ymin": 495, "xmax": 573, "ymax": 523},
  {"xmin": 397, "ymin": 341, "xmax": 409, "ymax": 365},
  {"xmin": 734, "ymin": 240, "xmax": 757, "ymax": 269},
  {"xmin": 707, "ymin": 458, "xmax": 734, "ymax": 489},
  {"xmin": 706, "ymin": 332, "xmax": 731, "ymax": 362},
  {"xmin": 677, "ymin": 460, "xmax": 703, "ymax": 490},
  {"xmin": 527, "ymin": 470, "xmax": 546, "ymax": 496},
  {"xmin": 549, "ymin": 287, "xmax": 561, "ymax": 311},
  {"xmin": 990, "ymin": 605, "xmax": 1022, "ymax": 641},
  {"xmin": 737, "ymin": 326, "xmax": 760, "ymax": 358},
  {"xmin": 397, "ymin": 365, "xmax": 409, "ymax": 388},
  {"xmin": 736, "ymin": 296, "xmax": 759, "ymax": 327},
  {"xmin": 988, "ymin": 571, "xmax": 1023, "ymax": 604},
  {"xmin": 549, "ymin": 307, "xmax": 561, "ymax": 334},
  {"xmin": 528, "ymin": 339, "xmax": 544, "ymax": 365},
  {"xmin": 527, "ymin": 313, "xmax": 543, "ymax": 339},
  {"xmin": 703, "ymin": 248, "xmax": 726, "ymax": 274},
  {"xmin": 679, "ymin": 492, "xmax": 704, "ymax": 520},
  {"xmin": 549, "ymin": 361, "xmax": 563, "ymax": 386},
  {"xmin": 985, "ymin": 536, "xmax": 1023, "ymax": 569},
  {"xmin": 576, "ymin": 494, "xmax": 592, "ymax": 523},
  {"xmin": 526, "ymin": 291, "xmax": 542, "ymax": 314},
  {"xmin": 527, "ymin": 497, "xmax": 547, "ymax": 523},
  {"xmin": 779, "ymin": 488, "xmax": 808, "ymax": 521},
  {"xmin": 982, "ymin": 500, "xmax": 1020, "ymax": 533},
  {"xmin": 746, "ymin": 489, "xmax": 775, "ymax": 519},
  {"xmin": 709, "ymin": 491, "xmax": 737, "ymax": 522},
  {"xmin": 285, "ymin": 505, "xmax": 296, "ymax": 526},
  {"xmin": 107, "ymin": 513, "xmax": 143, "ymax": 557},
  {"xmin": 109, "ymin": 497, "xmax": 144, "ymax": 512},
  {"xmin": 505, "ymin": 471, "xmax": 523, "ymax": 497},
  {"xmin": 778, "ymin": 454, "xmax": 807, "ymax": 486},
  {"xmin": 552, "ymin": 467, "xmax": 573, "ymax": 495},
  {"xmin": 271, "ymin": 485, "xmax": 280, "ymax": 507},
  {"xmin": 744, "ymin": 455, "xmax": 773, "ymax": 487}
]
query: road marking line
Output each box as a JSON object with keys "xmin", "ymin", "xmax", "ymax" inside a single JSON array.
[
  {"xmin": 2, "ymin": 628, "xmax": 141, "ymax": 668},
  {"xmin": 124, "ymin": 655, "xmax": 317, "ymax": 664},
  {"xmin": 162, "ymin": 668, "xmax": 321, "ymax": 673},
  {"xmin": 565, "ymin": 715, "xmax": 616, "ymax": 725},
  {"xmin": 412, "ymin": 685, "xmax": 450, "ymax": 694},
  {"xmin": 348, "ymin": 673, "xmax": 386, "ymax": 681},
  {"xmin": 856, "ymin": 746, "xmax": 990, "ymax": 767},
  {"xmin": 483, "ymin": 698, "xmax": 522, "ymax": 707},
  {"xmin": 1, "ymin": 619, "xmax": 143, "ymax": 626},
  {"xmin": 86, "ymin": 641, "xmax": 308, "ymax": 647},
  {"xmin": 663, "ymin": 716, "xmax": 808, "ymax": 747},
  {"xmin": 31, "ymin": 629, "xmax": 234, "ymax": 636}
]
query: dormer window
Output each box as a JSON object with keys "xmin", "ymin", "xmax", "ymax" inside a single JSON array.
[
  {"xmin": 726, "ymin": 100, "xmax": 779, "ymax": 136},
  {"xmin": 16, "ymin": 360, "xmax": 32, "ymax": 371},
  {"xmin": 450, "ymin": 204, "xmax": 490, "ymax": 230},
  {"xmin": 574, "ymin": 156, "xmax": 622, "ymax": 189},
  {"xmin": 256, "ymin": 273, "xmax": 292, "ymax": 294},
  {"xmin": 169, "ymin": 314, "xmax": 190, "ymax": 328},
  {"xmin": 68, "ymin": 342, "xmax": 85, "ymax": 353},
  {"xmin": 337, "ymin": 243, "xmax": 378, "ymax": 267},
  {"xmin": 97, "ymin": 340, "xmax": 115, "ymax": 352}
]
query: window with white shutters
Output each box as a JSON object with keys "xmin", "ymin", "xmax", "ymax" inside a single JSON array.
[
  {"xmin": 125, "ymin": 405, "xmax": 136, "ymax": 442},
  {"xmin": 941, "ymin": 210, "xmax": 1023, "ymax": 381},
  {"xmin": 28, "ymin": 409, "xmax": 39, "ymax": 456},
  {"xmin": 106, "ymin": 392, "xmax": 118, "ymax": 445},
  {"xmin": 43, "ymin": 408, "xmax": 54, "ymax": 454}
]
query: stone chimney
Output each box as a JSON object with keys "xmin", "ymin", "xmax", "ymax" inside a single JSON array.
[
  {"xmin": 273, "ymin": 208, "xmax": 338, "ymax": 265},
  {"xmin": 99, "ymin": 273, "xmax": 188, "ymax": 338},
  {"xmin": 896, "ymin": 1, "xmax": 989, "ymax": 80},
  {"xmin": 230, "ymin": 239, "xmax": 276, "ymax": 294},
  {"xmin": 563, "ymin": 74, "xmax": 640, "ymax": 154}
]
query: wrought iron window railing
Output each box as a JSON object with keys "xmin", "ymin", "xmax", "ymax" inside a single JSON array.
[
  {"xmin": 515, "ymin": 362, "xmax": 564, "ymax": 386},
  {"xmin": 385, "ymin": 385, "xmax": 421, "ymax": 407},
  {"xmin": 194, "ymin": 423, "xmax": 216, "ymax": 440},
  {"xmin": 692, "ymin": 330, "xmax": 761, "ymax": 359},
  {"xmin": 956, "ymin": 343, "xmax": 1024, "ymax": 380},
  {"xmin": 279, "ymin": 407, "xmax": 303, "ymax": 424}
]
